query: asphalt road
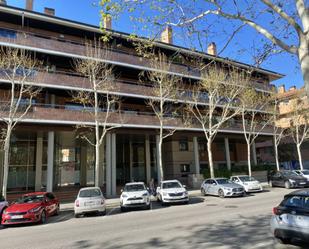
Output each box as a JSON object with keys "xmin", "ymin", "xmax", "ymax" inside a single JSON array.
[{"xmin": 0, "ymin": 188, "xmax": 308, "ymax": 249}]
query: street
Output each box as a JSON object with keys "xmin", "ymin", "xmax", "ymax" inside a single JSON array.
[{"xmin": 0, "ymin": 188, "xmax": 307, "ymax": 249}]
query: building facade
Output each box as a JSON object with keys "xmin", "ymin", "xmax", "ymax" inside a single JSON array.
[{"xmin": 0, "ymin": 2, "xmax": 283, "ymax": 196}]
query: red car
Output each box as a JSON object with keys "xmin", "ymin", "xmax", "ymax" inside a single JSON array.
[{"xmin": 1, "ymin": 192, "xmax": 60, "ymax": 225}]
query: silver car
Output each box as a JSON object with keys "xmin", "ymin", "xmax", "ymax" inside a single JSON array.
[
  {"xmin": 201, "ymin": 178, "xmax": 245, "ymax": 198},
  {"xmin": 74, "ymin": 187, "xmax": 106, "ymax": 217},
  {"xmin": 271, "ymin": 190, "xmax": 309, "ymax": 244}
]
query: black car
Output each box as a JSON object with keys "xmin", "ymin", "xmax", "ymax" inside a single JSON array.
[
  {"xmin": 269, "ymin": 171, "xmax": 309, "ymax": 189},
  {"xmin": 271, "ymin": 189, "xmax": 309, "ymax": 244}
]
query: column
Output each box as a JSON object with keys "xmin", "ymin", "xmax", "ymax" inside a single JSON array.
[
  {"xmin": 105, "ymin": 133, "xmax": 112, "ymax": 197},
  {"xmin": 129, "ymin": 140, "xmax": 133, "ymax": 181},
  {"xmin": 145, "ymin": 135, "xmax": 151, "ymax": 183},
  {"xmin": 0, "ymin": 150, "xmax": 3, "ymax": 191},
  {"xmin": 46, "ymin": 131, "xmax": 54, "ymax": 192},
  {"xmin": 50, "ymin": 94, "xmax": 55, "ymax": 107},
  {"xmin": 252, "ymin": 142, "xmax": 257, "ymax": 165},
  {"xmin": 225, "ymin": 137, "xmax": 231, "ymax": 171},
  {"xmin": 156, "ymin": 135, "xmax": 161, "ymax": 182},
  {"xmin": 193, "ymin": 137, "xmax": 200, "ymax": 174},
  {"xmin": 80, "ymin": 144, "xmax": 87, "ymax": 187},
  {"xmin": 111, "ymin": 133, "xmax": 117, "ymax": 196},
  {"xmin": 35, "ymin": 132, "xmax": 43, "ymax": 191}
]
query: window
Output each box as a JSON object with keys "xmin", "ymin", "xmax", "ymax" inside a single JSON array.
[
  {"xmin": 180, "ymin": 164, "xmax": 190, "ymax": 173},
  {"xmin": 179, "ymin": 139, "xmax": 188, "ymax": 151},
  {"xmin": 0, "ymin": 28, "xmax": 17, "ymax": 39},
  {"xmin": 198, "ymin": 142, "xmax": 206, "ymax": 151}
]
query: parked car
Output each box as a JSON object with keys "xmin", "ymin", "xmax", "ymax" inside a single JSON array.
[
  {"xmin": 294, "ymin": 170, "xmax": 309, "ymax": 180},
  {"xmin": 74, "ymin": 187, "xmax": 106, "ymax": 218},
  {"xmin": 0, "ymin": 195, "xmax": 8, "ymax": 218},
  {"xmin": 230, "ymin": 175, "xmax": 263, "ymax": 193},
  {"xmin": 1, "ymin": 192, "xmax": 59, "ymax": 225},
  {"xmin": 269, "ymin": 171, "xmax": 309, "ymax": 189},
  {"xmin": 201, "ymin": 178, "xmax": 245, "ymax": 198},
  {"xmin": 120, "ymin": 182, "xmax": 151, "ymax": 211},
  {"xmin": 156, "ymin": 180, "xmax": 189, "ymax": 205},
  {"xmin": 271, "ymin": 189, "xmax": 309, "ymax": 244}
]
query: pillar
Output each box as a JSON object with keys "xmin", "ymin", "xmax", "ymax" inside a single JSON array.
[
  {"xmin": 0, "ymin": 150, "xmax": 4, "ymax": 192},
  {"xmin": 111, "ymin": 133, "xmax": 116, "ymax": 196},
  {"xmin": 46, "ymin": 131, "xmax": 54, "ymax": 192},
  {"xmin": 193, "ymin": 137, "xmax": 200, "ymax": 174},
  {"xmin": 35, "ymin": 132, "xmax": 43, "ymax": 191},
  {"xmin": 252, "ymin": 142, "xmax": 257, "ymax": 165},
  {"xmin": 225, "ymin": 137, "xmax": 231, "ymax": 171},
  {"xmin": 80, "ymin": 144, "xmax": 87, "ymax": 187},
  {"xmin": 105, "ymin": 133, "xmax": 112, "ymax": 197},
  {"xmin": 129, "ymin": 139, "xmax": 133, "ymax": 181},
  {"xmin": 156, "ymin": 135, "xmax": 161, "ymax": 182},
  {"xmin": 145, "ymin": 135, "xmax": 151, "ymax": 183}
]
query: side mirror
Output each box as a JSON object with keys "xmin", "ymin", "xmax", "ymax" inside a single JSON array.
[
  {"xmin": 183, "ymin": 185, "xmax": 187, "ymax": 188},
  {"xmin": 120, "ymin": 189, "xmax": 123, "ymax": 193}
]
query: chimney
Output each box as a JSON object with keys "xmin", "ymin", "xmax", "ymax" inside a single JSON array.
[
  {"xmin": 26, "ymin": 0, "xmax": 33, "ymax": 11},
  {"xmin": 44, "ymin": 7, "xmax": 55, "ymax": 16},
  {"xmin": 207, "ymin": 42, "xmax": 217, "ymax": 56},
  {"xmin": 161, "ymin": 26, "xmax": 173, "ymax": 44},
  {"xmin": 278, "ymin": 84, "xmax": 285, "ymax": 94},
  {"xmin": 103, "ymin": 15, "xmax": 112, "ymax": 30},
  {"xmin": 289, "ymin": 86, "xmax": 296, "ymax": 91},
  {"xmin": 0, "ymin": 0, "xmax": 7, "ymax": 5}
]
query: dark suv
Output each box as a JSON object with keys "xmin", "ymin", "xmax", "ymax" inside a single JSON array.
[
  {"xmin": 269, "ymin": 170, "xmax": 309, "ymax": 189},
  {"xmin": 271, "ymin": 190, "xmax": 309, "ymax": 244}
]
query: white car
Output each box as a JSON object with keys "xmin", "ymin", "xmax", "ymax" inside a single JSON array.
[
  {"xmin": 120, "ymin": 182, "xmax": 151, "ymax": 211},
  {"xmin": 156, "ymin": 180, "xmax": 189, "ymax": 205},
  {"xmin": 74, "ymin": 187, "xmax": 106, "ymax": 217},
  {"xmin": 294, "ymin": 170, "xmax": 309, "ymax": 180},
  {"xmin": 0, "ymin": 195, "xmax": 8, "ymax": 218},
  {"xmin": 230, "ymin": 175, "xmax": 263, "ymax": 193}
]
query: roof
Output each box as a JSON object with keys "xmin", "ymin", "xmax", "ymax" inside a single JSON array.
[
  {"xmin": 23, "ymin": 192, "xmax": 47, "ymax": 196},
  {"xmin": 161, "ymin": 180, "xmax": 180, "ymax": 183},
  {"xmin": 79, "ymin": 187, "xmax": 101, "ymax": 191},
  {"xmin": 125, "ymin": 182, "xmax": 145, "ymax": 185},
  {"xmin": 0, "ymin": 4, "xmax": 284, "ymax": 81},
  {"xmin": 285, "ymin": 190, "xmax": 309, "ymax": 198}
]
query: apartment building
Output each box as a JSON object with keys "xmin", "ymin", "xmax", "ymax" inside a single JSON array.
[{"xmin": 0, "ymin": 2, "xmax": 283, "ymax": 196}]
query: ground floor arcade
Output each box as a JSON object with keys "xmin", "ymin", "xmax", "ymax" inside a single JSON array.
[{"xmin": 0, "ymin": 127, "xmax": 266, "ymax": 197}]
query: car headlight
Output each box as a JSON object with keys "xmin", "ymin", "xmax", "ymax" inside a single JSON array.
[
  {"xmin": 224, "ymin": 187, "xmax": 232, "ymax": 191},
  {"xmin": 289, "ymin": 179, "xmax": 296, "ymax": 183},
  {"xmin": 122, "ymin": 194, "xmax": 128, "ymax": 198},
  {"xmin": 142, "ymin": 192, "xmax": 149, "ymax": 196},
  {"xmin": 184, "ymin": 191, "xmax": 188, "ymax": 196},
  {"xmin": 3, "ymin": 209, "xmax": 8, "ymax": 214},
  {"xmin": 29, "ymin": 206, "xmax": 41, "ymax": 213}
]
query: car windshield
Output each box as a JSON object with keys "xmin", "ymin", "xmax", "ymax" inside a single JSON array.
[
  {"xmin": 16, "ymin": 194, "xmax": 44, "ymax": 204},
  {"xmin": 239, "ymin": 176, "xmax": 256, "ymax": 182},
  {"xmin": 282, "ymin": 171, "xmax": 298, "ymax": 177},
  {"xmin": 216, "ymin": 179, "xmax": 231, "ymax": 184},
  {"xmin": 162, "ymin": 182, "xmax": 182, "ymax": 189},
  {"xmin": 124, "ymin": 184, "xmax": 146, "ymax": 192},
  {"xmin": 79, "ymin": 189, "xmax": 102, "ymax": 198}
]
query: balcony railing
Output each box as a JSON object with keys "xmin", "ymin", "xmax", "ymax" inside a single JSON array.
[
  {"xmin": 0, "ymin": 27, "xmax": 273, "ymax": 92},
  {"xmin": 0, "ymin": 101, "xmax": 274, "ymax": 134}
]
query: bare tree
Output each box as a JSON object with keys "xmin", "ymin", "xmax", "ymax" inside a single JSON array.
[
  {"xmin": 240, "ymin": 87, "xmax": 272, "ymax": 176},
  {"xmin": 73, "ymin": 40, "xmax": 121, "ymax": 187},
  {"xmin": 289, "ymin": 97, "xmax": 309, "ymax": 170},
  {"xmin": 100, "ymin": 1, "xmax": 309, "ymax": 97},
  {"xmin": 187, "ymin": 66, "xmax": 247, "ymax": 178},
  {"xmin": 139, "ymin": 52, "xmax": 181, "ymax": 181},
  {"xmin": 0, "ymin": 47, "xmax": 41, "ymax": 198}
]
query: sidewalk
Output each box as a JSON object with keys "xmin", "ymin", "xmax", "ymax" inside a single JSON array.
[{"xmin": 60, "ymin": 183, "xmax": 270, "ymax": 211}]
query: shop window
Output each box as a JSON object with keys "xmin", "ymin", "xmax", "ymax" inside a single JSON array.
[{"xmin": 179, "ymin": 139, "xmax": 188, "ymax": 151}]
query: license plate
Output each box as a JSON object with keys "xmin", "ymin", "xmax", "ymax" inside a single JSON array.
[
  {"xmin": 85, "ymin": 201, "xmax": 95, "ymax": 206},
  {"xmin": 11, "ymin": 215, "xmax": 23, "ymax": 219},
  {"xmin": 131, "ymin": 200, "xmax": 143, "ymax": 204}
]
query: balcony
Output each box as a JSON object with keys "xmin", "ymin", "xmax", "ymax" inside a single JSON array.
[
  {"xmin": 0, "ymin": 102, "xmax": 274, "ymax": 134},
  {"xmin": 0, "ymin": 27, "xmax": 273, "ymax": 92}
]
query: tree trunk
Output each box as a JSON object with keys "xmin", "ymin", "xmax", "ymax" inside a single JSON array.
[
  {"xmin": 2, "ymin": 135, "xmax": 11, "ymax": 199},
  {"xmin": 95, "ymin": 142, "xmax": 100, "ymax": 187},
  {"xmin": 247, "ymin": 143, "xmax": 252, "ymax": 176},
  {"xmin": 299, "ymin": 39, "xmax": 309, "ymax": 98},
  {"xmin": 297, "ymin": 144, "xmax": 304, "ymax": 170},
  {"xmin": 207, "ymin": 139, "xmax": 215, "ymax": 178},
  {"xmin": 158, "ymin": 127, "xmax": 164, "ymax": 181},
  {"xmin": 274, "ymin": 142, "xmax": 280, "ymax": 171}
]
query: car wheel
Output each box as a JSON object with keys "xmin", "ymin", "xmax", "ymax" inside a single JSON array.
[
  {"xmin": 183, "ymin": 200, "xmax": 189, "ymax": 205},
  {"xmin": 276, "ymin": 237, "xmax": 290, "ymax": 244},
  {"xmin": 145, "ymin": 204, "xmax": 151, "ymax": 210},
  {"xmin": 40, "ymin": 211, "xmax": 47, "ymax": 224},
  {"xmin": 201, "ymin": 188, "xmax": 207, "ymax": 196},
  {"xmin": 54, "ymin": 204, "xmax": 60, "ymax": 216},
  {"xmin": 218, "ymin": 189, "xmax": 225, "ymax": 198},
  {"xmin": 74, "ymin": 213, "xmax": 80, "ymax": 218},
  {"xmin": 120, "ymin": 206, "xmax": 126, "ymax": 212},
  {"xmin": 285, "ymin": 181, "xmax": 291, "ymax": 189},
  {"xmin": 99, "ymin": 210, "xmax": 106, "ymax": 216}
]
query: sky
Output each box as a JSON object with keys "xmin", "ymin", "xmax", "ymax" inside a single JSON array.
[{"xmin": 6, "ymin": 0, "xmax": 304, "ymax": 90}]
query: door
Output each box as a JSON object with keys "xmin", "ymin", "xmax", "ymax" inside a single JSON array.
[{"xmin": 45, "ymin": 193, "xmax": 57, "ymax": 215}]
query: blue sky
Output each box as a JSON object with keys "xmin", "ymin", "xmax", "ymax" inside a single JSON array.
[{"xmin": 7, "ymin": 0, "xmax": 304, "ymax": 90}]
